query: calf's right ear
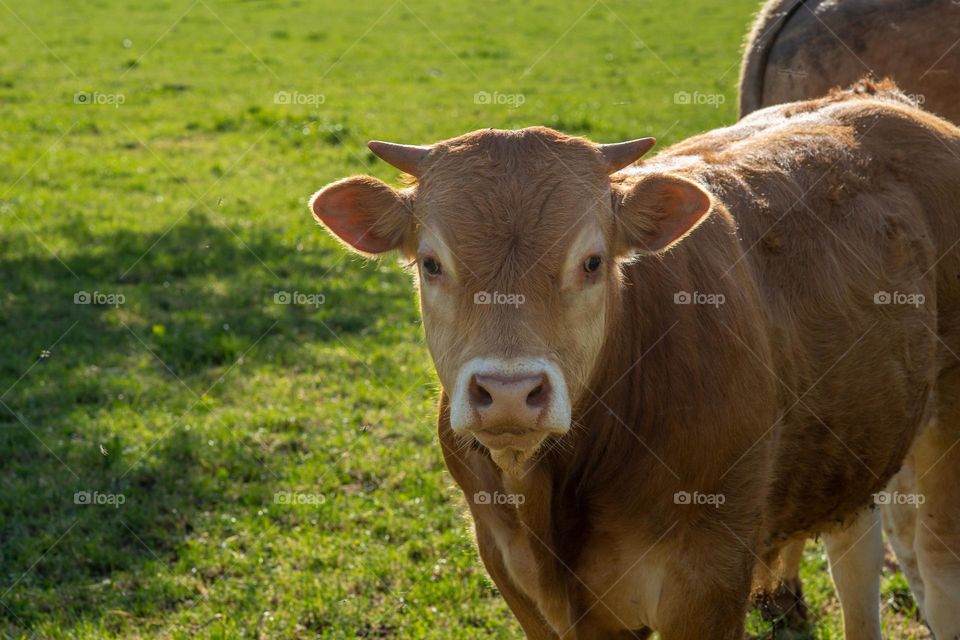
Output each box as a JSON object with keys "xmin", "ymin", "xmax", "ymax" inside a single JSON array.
[
  {"xmin": 612, "ymin": 173, "xmax": 712, "ymax": 255},
  {"xmin": 309, "ymin": 176, "xmax": 415, "ymax": 257}
]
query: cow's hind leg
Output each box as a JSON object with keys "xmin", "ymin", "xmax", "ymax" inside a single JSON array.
[
  {"xmin": 912, "ymin": 415, "xmax": 960, "ymax": 639},
  {"xmin": 823, "ymin": 508, "xmax": 883, "ymax": 640},
  {"xmin": 880, "ymin": 446, "xmax": 927, "ymax": 619}
]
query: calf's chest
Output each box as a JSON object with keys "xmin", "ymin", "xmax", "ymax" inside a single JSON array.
[{"xmin": 484, "ymin": 513, "xmax": 667, "ymax": 633}]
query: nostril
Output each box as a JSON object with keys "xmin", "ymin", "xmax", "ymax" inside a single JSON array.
[
  {"xmin": 468, "ymin": 375, "xmax": 493, "ymax": 408},
  {"xmin": 526, "ymin": 376, "xmax": 550, "ymax": 409}
]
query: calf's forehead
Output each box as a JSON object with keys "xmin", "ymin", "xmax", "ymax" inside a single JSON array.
[
  {"xmin": 418, "ymin": 176, "xmax": 611, "ymax": 286},
  {"xmin": 420, "ymin": 129, "xmax": 610, "ymax": 214},
  {"xmin": 402, "ymin": 127, "xmax": 613, "ymax": 285},
  {"xmin": 413, "ymin": 145, "xmax": 614, "ymax": 281}
]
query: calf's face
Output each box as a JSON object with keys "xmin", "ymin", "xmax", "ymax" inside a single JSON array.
[{"xmin": 310, "ymin": 127, "xmax": 710, "ymax": 470}]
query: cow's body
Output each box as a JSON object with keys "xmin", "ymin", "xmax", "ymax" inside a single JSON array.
[
  {"xmin": 437, "ymin": 85, "xmax": 960, "ymax": 638},
  {"xmin": 740, "ymin": 4, "xmax": 960, "ymax": 634},
  {"xmin": 310, "ymin": 82, "xmax": 960, "ymax": 638},
  {"xmin": 738, "ymin": 0, "xmax": 960, "ymax": 123}
]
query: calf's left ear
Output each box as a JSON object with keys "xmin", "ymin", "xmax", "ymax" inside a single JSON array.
[
  {"xmin": 612, "ymin": 174, "xmax": 712, "ymax": 255},
  {"xmin": 309, "ymin": 175, "xmax": 415, "ymax": 257}
]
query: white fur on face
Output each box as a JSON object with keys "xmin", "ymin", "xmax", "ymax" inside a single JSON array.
[
  {"xmin": 560, "ymin": 222, "xmax": 605, "ymax": 290},
  {"xmin": 553, "ymin": 221, "xmax": 610, "ymax": 400},
  {"xmin": 416, "ymin": 225, "xmax": 461, "ymax": 384}
]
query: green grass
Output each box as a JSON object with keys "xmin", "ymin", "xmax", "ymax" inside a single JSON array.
[{"xmin": 0, "ymin": 0, "xmax": 930, "ymax": 638}]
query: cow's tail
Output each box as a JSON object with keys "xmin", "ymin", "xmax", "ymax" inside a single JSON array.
[{"xmin": 738, "ymin": 0, "xmax": 808, "ymax": 118}]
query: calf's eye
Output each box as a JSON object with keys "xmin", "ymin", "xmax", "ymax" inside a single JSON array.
[
  {"xmin": 422, "ymin": 257, "xmax": 442, "ymax": 277},
  {"xmin": 583, "ymin": 255, "xmax": 602, "ymax": 274}
]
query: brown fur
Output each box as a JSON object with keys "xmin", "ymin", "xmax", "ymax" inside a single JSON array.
[
  {"xmin": 310, "ymin": 83, "xmax": 960, "ymax": 637},
  {"xmin": 740, "ymin": 5, "xmax": 960, "ymax": 630},
  {"xmin": 739, "ymin": 0, "xmax": 960, "ymax": 123}
]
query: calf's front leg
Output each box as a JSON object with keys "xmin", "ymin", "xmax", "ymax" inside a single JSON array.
[
  {"xmin": 473, "ymin": 520, "xmax": 559, "ymax": 640},
  {"xmin": 654, "ymin": 546, "xmax": 753, "ymax": 640}
]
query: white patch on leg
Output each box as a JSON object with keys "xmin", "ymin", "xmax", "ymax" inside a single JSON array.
[
  {"xmin": 881, "ymin": 451, "xmax": 927, "ymax": 618},
  {"xmin": 824, "ymin": 508, "xmax": 883, "ymax": 640}
]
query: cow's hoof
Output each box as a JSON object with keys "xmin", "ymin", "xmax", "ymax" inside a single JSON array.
[{"xmin": 757, "ymin": 578, "xmax": 808, "ymax": 630}]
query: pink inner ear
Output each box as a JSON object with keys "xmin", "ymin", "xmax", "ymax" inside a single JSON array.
[
  {"xmin": 649, "ymin": 181, "xmax": 711, "ymax": 250},
  {"xmin": 311, "ymin": 185, "xmax": 394, "ymax": 254}
]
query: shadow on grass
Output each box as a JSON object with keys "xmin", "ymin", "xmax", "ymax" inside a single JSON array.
[{"xmin": 0, "ymin": 212, "xmax": 417, "ymax": 635}]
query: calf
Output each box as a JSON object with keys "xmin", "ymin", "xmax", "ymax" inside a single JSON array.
[{"xmin": 309, "ymin": 82, "xmax": 960, "ymax": 638}]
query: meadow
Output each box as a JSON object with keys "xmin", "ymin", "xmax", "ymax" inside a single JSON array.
[{"xmin": 0, "ymin": 0, "xmax": 931, "ymax": 637}]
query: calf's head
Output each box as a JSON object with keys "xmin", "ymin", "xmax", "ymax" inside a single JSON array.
[{"xmin": 310, "ymin": 127, "xmax": 710, "ymax": 470}]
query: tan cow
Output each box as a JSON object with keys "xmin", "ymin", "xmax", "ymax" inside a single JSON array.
[
  {"xmin": 739, "ymin": 0, "xmax": 960, "ymax": 122},
  {"xmin": 309, "ymin": 81, "xmax": 960, "ymax": 639},
  {"xmin": 740, "ymin": 2, "xmax": 960, "ymax": 634}
]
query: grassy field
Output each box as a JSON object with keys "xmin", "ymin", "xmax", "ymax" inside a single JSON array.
[{"xmin": 0, "ymin": 0, "xmax": 931, "ymax": 638}]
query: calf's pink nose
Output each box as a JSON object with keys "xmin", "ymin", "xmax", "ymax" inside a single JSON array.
[{"xmin": 468, "ymin": 373, "xmax": 551, "ymax": 432}]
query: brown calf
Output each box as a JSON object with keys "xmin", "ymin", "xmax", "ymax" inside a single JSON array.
[{"xmin": 310, "ymin": 82, "xmax": 960, "ymax": 638}]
